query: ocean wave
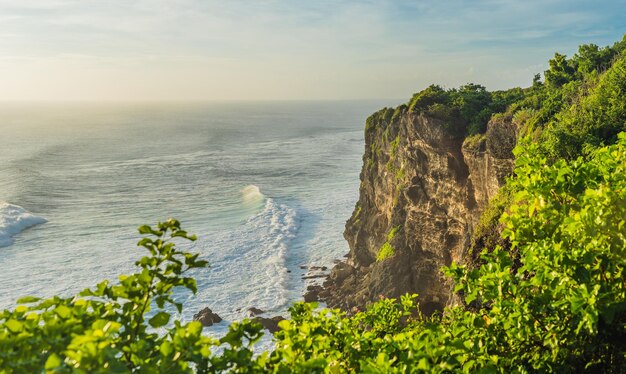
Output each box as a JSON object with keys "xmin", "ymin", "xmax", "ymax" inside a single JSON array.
[
  {"xmin": 243, "ymin": 194, "xmax": 298, "ymax": 310},
  {"xmin": 195, "ymin": 186, "xmax": 299, "ymax": 317},
  {"xmin": 0, "ymin": 202, "xmax": 47, "ymax": 248},
  {"xmin": 241, "ymin": 184, "xmax": 265, "ymax": 207}
]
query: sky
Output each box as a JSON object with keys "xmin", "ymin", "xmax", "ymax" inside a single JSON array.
[{"xmin": 0, "ymin": 0, "xmax": 625, "ymax": 101}]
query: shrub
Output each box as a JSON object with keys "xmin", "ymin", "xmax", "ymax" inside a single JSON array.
[{"xmin": 0, "ymin": 220, "xmax": 265, "ymax": 373}]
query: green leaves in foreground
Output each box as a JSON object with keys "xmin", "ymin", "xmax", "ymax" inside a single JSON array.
[{"xmin": 0, "ymin": 219, "xmax": 259, "ymax": 373}]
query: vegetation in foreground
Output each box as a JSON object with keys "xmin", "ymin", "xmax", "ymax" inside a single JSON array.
[{"xmin": 1, "ymin": 36, "xmax": 626, "ymax": 372}]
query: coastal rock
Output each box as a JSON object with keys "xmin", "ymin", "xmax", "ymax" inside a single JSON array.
[
  {"xmin": 253, "ymin": 316, "xmax": 286, "ymax": 333},
  {"xmin": 193, "ymin": 307, "xmax": 222, "ymax": 327},
  {"xmin": 246, "ymin": 307, "xmax": 265, "ymax": 317},
  {"xmin": 323, "ymin": 109, "xmax": 515, "ymax": 314},
  {"xmin": 304, "ymin": 285, "xmax": 323, "ymax": 302},
  {"xmin": 301, "ymin": 274, "xmax": 327, "ymax": 280}
]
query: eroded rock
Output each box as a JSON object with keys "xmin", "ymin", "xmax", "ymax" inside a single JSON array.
[
  {"xmin": 253, "ymin": 316, "xmax": 285, "ymax": 333},
  {"xmin": 323, "ymin": 110, "xmax": 515, "ymax": 314},
  {"xmin": 246, "ymin": 307, "xmax": 265, "ymax": 317},
  {"xmin": 193, "ymin": 307, "xmax": 222, "ymax": 327}
]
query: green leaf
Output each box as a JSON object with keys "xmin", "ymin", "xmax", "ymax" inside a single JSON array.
[
  {"xmin": 160, "ymin": 341, "xmax": 173, "ymax": 356},
  {"xmin": 55, "ymin": 304, "xmax": 72, "ymax": 319},
  {"xmin": 138, "ymin": 225, "xmax": 162, "ymax": 237},
  {"xmin": 149, "ymin": 311, "xmax": 171, "ymax": 328},
  {"xmin": 137, "ymin": 237, "xmax": 153, "ymax": 248},
  {"xmin": 5, "ymin": 319, "xmax": 23, "ymax": 333},
  {"xmin": 45, "ymin": 353, "xmax": 63, "ymax": 370},
  {"xmin": 16, "ymin": 296, "xmax": 41, "ymax": 304}
]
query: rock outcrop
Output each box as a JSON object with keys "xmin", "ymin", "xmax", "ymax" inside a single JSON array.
[
  {"xmin": 193, "ymin": 307, "xmax": 223, "ymax": 327},
  {"xmin": 246, "ymin": 307, "xmax": 265, "ymax": 317},
  {"xmin": 321, "ymin": 107, "xmax": 516, "ymax": 314},
  {"xmin": 253, "ymin": 316, "xmax": 286, "ymax": 333}
]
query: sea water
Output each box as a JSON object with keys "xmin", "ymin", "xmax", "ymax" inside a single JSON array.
[{"xmin": 0, "ymin": 101, "xmax": 390, "ymax": 348}]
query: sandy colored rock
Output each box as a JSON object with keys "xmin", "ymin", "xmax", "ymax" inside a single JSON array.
[{"xmin": 323, "ymin": 111, "xmax": 515, "ymax": 314}]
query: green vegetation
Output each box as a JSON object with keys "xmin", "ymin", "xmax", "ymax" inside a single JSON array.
[
  {"xmin": 376, "ymin": 226, "xmax": 402, "ymax": 262},
  {"xmin": 376, "ymin": 242, "xmax": 395, "ymax": 262},
  {"xmin": 467, "ymin": 184, "xmax": 512, "ymax": 267},
  {"xmin": 462, "ymin": 133, "xmax": 485, "ymax": 152},
  {"xmin": 394, "ymin": 166, "xmax": 406, "ymax": 182},
  {"xmin": 389, "ymin": 34, "xmax": 626, "ymax": 144},
  {"xmin": 0, "ymin": 219, "xmax": 267, "ymax": 372},
  {"xmin": 2, "ymin": 36, "xmax": 626, "ymax": 373},
  {"xmin": 389, "ymin": 135, "xmax": 400, "ymax": 158},
  {"xmin": 386, "ymin": 136, "xmax": 401, "ymax": 174},
  {"xmin": 365, "ymin": 107, "xmax": 395, "ymax": 132},
  {"xmin": 406, "ymin": 83, "xmax": 524, "ymax": 136},
  {"xmin": 392, "ymin": 182, "xmax": 405, "ymax": 206}
]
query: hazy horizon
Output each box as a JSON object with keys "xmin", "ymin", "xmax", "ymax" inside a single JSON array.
[{"xmin": 1, "ymin": 0, "xmax": 624, "ymax": 102}]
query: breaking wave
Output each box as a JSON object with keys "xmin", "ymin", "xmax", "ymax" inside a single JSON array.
[{"xmin": 0, "ymin": 202, "xmax": 47, "ymax": 248}]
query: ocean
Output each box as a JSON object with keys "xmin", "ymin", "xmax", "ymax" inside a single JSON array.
[{"xmin": 0, "ymin": 100, "xmax": 389, "ymax": 347}]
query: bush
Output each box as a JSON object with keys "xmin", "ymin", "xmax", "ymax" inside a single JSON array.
[{"xmin": 0, "ymin": 220, "xmax": 266, "ymax": 373}]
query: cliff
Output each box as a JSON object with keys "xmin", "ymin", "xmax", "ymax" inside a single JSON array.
[
  {"xmin": 321, "ymin": 106, "xmax": 516, "ymax": 314},
  {"xmin": 320, "ymin": 36, "xmax": 626, "ymax": 314}
]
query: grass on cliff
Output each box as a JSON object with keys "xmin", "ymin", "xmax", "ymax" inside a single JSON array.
[{"xmin": 376, "ymin": 225, "xmax": 402, "ymax": 262}]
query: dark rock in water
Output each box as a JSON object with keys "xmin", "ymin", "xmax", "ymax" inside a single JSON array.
[
  {"xmin": 253, "ymin": 316, "xmax": 285, "ymax": 333},
  {"xmin": 246, "ymin": 307, "xmax": 265, "ymax": 317},
  {"xmin": 193, "ymin": 307, "xmax": 222, "ymax": 327},
  {"xmin": 309, "ymin": 266, "xmax": 328, "ymax": 271},
  {"xmin": 301, "ymin": 274, "xmax": 326, "ymax": 280},
  {"xmin": 304, "ymin": 285, "xmax": 323, "ymax": 302}
]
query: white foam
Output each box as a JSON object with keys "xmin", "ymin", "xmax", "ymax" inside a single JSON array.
[
  {"xmin": 241, "ymin": 185, "xmax": 265, "ymax": 207},
  {"xmin": 192, "ymin": 186, "xmax": 299, "ymax": 327},
  {"xmin": 242, "ymin": 196, "xmax": 298, "ymax": 310},
  {"xmin": 0, "ymin": 202, "xmax": 47, "ymax": 248}
]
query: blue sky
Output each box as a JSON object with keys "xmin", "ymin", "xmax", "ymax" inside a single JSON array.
[{"xmin": 0, "ymin": 0, "xmax": 624, "ymax": 101}]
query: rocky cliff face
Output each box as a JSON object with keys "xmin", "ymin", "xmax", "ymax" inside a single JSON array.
[{"xmin": 321, "ymin": 107, "xmax": 516, "ymax": 314}]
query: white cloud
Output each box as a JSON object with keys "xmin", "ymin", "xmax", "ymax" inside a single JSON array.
[{"xmin": 0, "ymin": 0, "xmax": 623, "ymax": 100}]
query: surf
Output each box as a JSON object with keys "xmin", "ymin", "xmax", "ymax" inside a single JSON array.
[{"xmin": 0, "ymin": 202, "xmax": 47, "ymax": 248}]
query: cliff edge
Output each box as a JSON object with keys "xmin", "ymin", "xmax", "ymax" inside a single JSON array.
[{"xmin": 321, "ymin": 104, "xmax": 516, "ymax": 314}]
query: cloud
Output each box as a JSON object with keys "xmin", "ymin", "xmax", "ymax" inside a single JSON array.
[{"xmin": 0, "ymin": 0, "xmax": 624, "ymax": 100}]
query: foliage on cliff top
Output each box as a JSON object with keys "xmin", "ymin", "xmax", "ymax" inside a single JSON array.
[
  {"xmin": 406, "ymin": 83, "xmax": 524, "ymax": 136},
  {"xmin": 369, "ymin": 34, "xmax": 626, "ymax": 147},
  {"xmin": 502, "ymin": 34, "xmax": 626, "ymax": 159}
]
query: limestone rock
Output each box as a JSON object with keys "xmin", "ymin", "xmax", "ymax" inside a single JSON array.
[{"xmin": 323, "ymin": 109, "xmax": 515, "ymax": 314}]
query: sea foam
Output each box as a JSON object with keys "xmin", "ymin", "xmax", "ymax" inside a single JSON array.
[
  {"xmin": 241, "ymin": 184, "xmax": 265, "ymax": 207},
  {"xmin": 0, "ymin": 202, "xmax": 47, "ymax": 248},
  {"xmin": 196, "ymin": 185, "xmax": 299, "ymax": 322}
]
